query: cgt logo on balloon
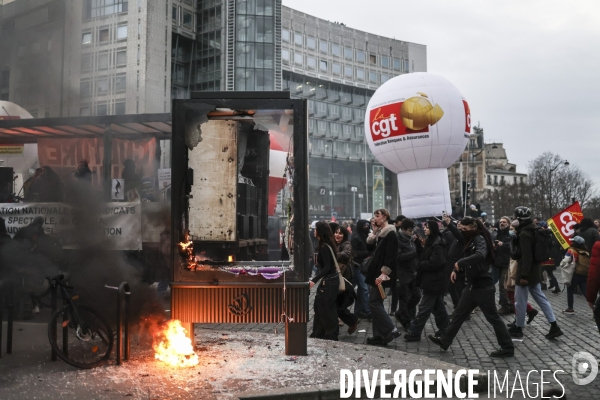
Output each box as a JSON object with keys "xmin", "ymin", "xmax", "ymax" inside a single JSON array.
[{"xmin": 369, "ymin": 94, "xmax": 470, "ymax": 144}]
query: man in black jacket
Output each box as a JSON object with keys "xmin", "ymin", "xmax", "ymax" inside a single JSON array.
[
  {"xmin": 428, "ymin": 217, "xmax": 514, "ymax": 358},
  {"xmin": 442, "ymin": 216, "xmax": 466, "ymax": 311},
  {"xmin": 350, "ymin": 219, "xmax": 372, "ymax": 319},
  {"xmin": 494, "ymin": 216, "xmax": 514, "ymax": 314},
  {"xmin": 393, "ymin": 219, "xmax": 421, "ymax": 330}
]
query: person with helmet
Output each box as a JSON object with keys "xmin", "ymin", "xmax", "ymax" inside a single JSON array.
[{"xmin": 508, "ymin": 206, "xmax": 563, "ymax": 340}]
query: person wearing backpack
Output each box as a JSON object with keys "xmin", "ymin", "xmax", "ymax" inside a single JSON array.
[
  {"xmin": 508, "ymin": 206, "xmax": 563, "ymax": 340},
  {"xmin": 562, "ymin": 236, "xmax": 589, "ymax": 314}
]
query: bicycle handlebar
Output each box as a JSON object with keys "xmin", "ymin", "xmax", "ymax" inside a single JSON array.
[{"xmin": 46, "ymin": 274, "xmax": 74, "ymax": 290}]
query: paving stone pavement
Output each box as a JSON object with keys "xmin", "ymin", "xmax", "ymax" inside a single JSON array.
[{"xmin": 203, "ymin": 279, "xmax": 600, "ymax": 399}]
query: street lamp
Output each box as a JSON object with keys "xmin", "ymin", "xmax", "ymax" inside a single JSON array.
[
  {"xmin": 350, "ymin": 186, "xmax": 358, "ymax": 219},
  {"xmin": 548, "ymin": 159, "xmax": 569, "ymax": 216},
  {"xmin": 358, "ymin": 193, "xmax": 363, "ymax": 216}
]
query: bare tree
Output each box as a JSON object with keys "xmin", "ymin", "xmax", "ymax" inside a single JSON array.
[
  {"xmin": 527, "ymin": 152, "xmax": 596, "ymax": 218},
  {"xmin": 486, "ymin": 182, "xmax": 532, "ymax": 221}
]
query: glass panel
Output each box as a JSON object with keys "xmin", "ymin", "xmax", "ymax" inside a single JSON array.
[
  {"xmin": 319, "ymin": 60, "xmax": 327, "ymax": 71},
  {"xmin": 115, "ymin": 75, "xmax": 126, "ymax": 91},
  {"xmin": 99, "ymin": 29, "xmax": 109, "ymax": 42},
  {"xmin": 356, "ymin": 68, "xmax": 364, "ymax": 80},
  {"xmin": 306, "ymin": 36, "xmax": 315, "ymax": 50},
  {"xmin": 117, "ymin": 25, "xmax": 128, "ymax": 39},
  {"xmin": 319, "ymin": 39, "xmax": 328, "ymax": 54},
  {"xmin": 369, "ymin": 71, "xmax": 377, "ymax": 83},
  {"xmin": 82, "ymin": 33, "xmax": 92, "ymax": 44},
  {"xmin": 294, "ymin": 32, "xmax": 303, "ymax": 45},
  {"xmin": 393, "ymin": 58, "xmax": 401, "ymax": 70},
  {"xmin": 344, "ymin": 46, "xmax": 353, "ymax": 60},
  {"xmin": 344, "ymin": 65, "xmax": 353, "ymax": 78},
  {"xmin": 281, "ymin": 28, "xmax": 290, "ymax": 41},
  {"xmin": 356, "ymin": 50, "xmax": 365, "ymax": 63},
  {"xmin": 307, "ymin": 56, "xmax": 316, "ymax": 69},
  {"xmin": 332, "ymin": 44, "xmax": 341, "ymax": 57},
  {"xmin": 115, "ymin": 102, "xmax": 126, "ymax": 115},
  {"xmin": 293, "ymin": 52, "xmax": 302, "ymax": 65},
  {"xmin": 116, "ymin": 50, "xmax": 127, "ymax": 65},
  {"xmin": 332, "ymin": 63, "xmax": 341, "ymax": 75},
  {"xmin": 97, "ymin": 104, "xmax": 107, "ymax": 115},
  {"xmin": 281, "ymin": 49, "xmax": 290, "ymax": 61},
  {"xmin": 381, "ymin": 56, "xmax": 389, "ymax": 68},
  {"xmin": 98, "ymin": 53, "xmax": 109, "ymax": 69}
]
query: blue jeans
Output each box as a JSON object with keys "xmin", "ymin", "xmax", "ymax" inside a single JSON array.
[
  {"xmin": 515, "ymin": 283, "xmax": 556, "ymax": 328},
  {"xmin": 567, "ymin": 274, "xmax": 587, "ymax": 309},
  {"xmin": 352, "ymin": 266, "xmax": 371, "ymax": 316},
  {"xmin": 408, "ymin": 293, "xmax": 449, "ymax": 336}
]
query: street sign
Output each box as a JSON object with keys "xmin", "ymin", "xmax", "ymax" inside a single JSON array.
[{"xmin": 318, "ymin": 186, "xmax": 327, "ymax": 196}]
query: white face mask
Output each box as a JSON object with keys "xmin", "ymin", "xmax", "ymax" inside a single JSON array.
[{"xmin": 509, "ymin": 230, "xmax": 516, "ymax": 237}]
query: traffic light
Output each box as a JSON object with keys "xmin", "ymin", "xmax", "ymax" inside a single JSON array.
[{"xmin": 461, "ymin": 181, "xmax": 471, "ymax": 204}]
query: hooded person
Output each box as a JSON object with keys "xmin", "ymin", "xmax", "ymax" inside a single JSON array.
[
  {"xmin": 507, "ymin": 206, "xmax": 563, "ymax": 340},
  {"xmin": 350, "ymin": 219, "xmax": 372, "ymax": 319},
  {"xmin": 428, "ymin": 217, "xmax": 514, "ymax": 358},
  {"xmin": 577, "ymin": 218, "xmax": 600, "ymax": 255}
]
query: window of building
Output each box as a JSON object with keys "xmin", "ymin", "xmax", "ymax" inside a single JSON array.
[
  {"xmin": 117, "ymin": 25, "xmax": 128, "ymax": 40},
  {"xmin": 86, "ymin": 0, "xmax": 128, "ymax": 19},
  {"xmin": 354, "ymin": 108, "xmax": 364, "ymax": 120},
  {"xmin": 344, "ymin": 65, "xmax": 353, "ymax": 78},
  {"xmin": 369, "ymin": 54, "xmax": 377, "ymax": 64},
  {"xmin": 332, "ymin": 62, "xmax": 341, "ymax": 75},
  {"xmin": 319, "ymin": 39, "xmax": 328, "ymax": 54},
  {"xmin": 393, "ymin": 58, "xmax": 401, "ymax": 70},
  {"xmin": 355, "ymin": 125, "xmax": 364, "ymax": 138},
  {"xmin": 494, "ymin": 175, "xmax": 498, "ymax": 185},
  {"xmin": 331, "ymin": 122, "xmax": 340, "ymax": 134},
  {"xmin": 80, "ymin": 81, "xmax": 91, "ymax": 97},
  {"xmin": 342, "ymin": 124, "xmax": 352, "ymax": 138},
  {"xmin": 343, "ymin": 143, "xmax": 350, "ymax": 155},
  {"xmin": 115, "ymin": 75, "xmax": 126, "ymax": 91},
  {"xmin": 307, "ymin": 56, "xmax": 316, "ymax": 69},
  {"xmin": 356, "ymin": 68, "xmax": 365, "ymax": 80},
  {"xmin": 355, "ymin": 143, "xmax": 363, "ymax": 157},
  {"xmin": 97, "ymin": 104, "xmax": 108, "ymax": 116},
  {"xmin": 172, "ymin": 6, "xmax": 177, "ymax": 21},
  {"xmin": 82, "ymin": 32, "xmax": 92, "ymax": 45},
  {"xmin": 344, "ymin": 46, "xmax": 353, "ymax": 60},
  {"xmin": 81, "ymin": 55, "xmax": 92, "ymax": 72},
  {"xmin": 316, "ymin": 102, "xmax": 326, "ymax": 114},
  {"xmin": 319, "ymin": 60, "xmax": 327, "ymax": 72},
  {"xmin": 381, "ymin": 74, "xmax": 389, "ymax": 83},
  {"xmin": 317, "ymin": 139, "xmax": 324, "ymax": 150},
  {"xmin": 356, "ymin": 50, "xmax": 365, "ymax": 63},
  {"xmin": 98, "ymin": 53, "xmax": 109, "ymax": 69},
  {"xmin": 97, "ymin": 77, "xmax": 108, "ymax": 94},
  {"xmin": 99, "ymin": 28, "xmax": 109, "ymax": 42},
  {"xmin": 183, "ymin": 11, "xmax": 192, "ymax": 28},
  {"xmin": 332, "ymin": 44, "xmax": 340, "ymax": 57},
  {"xmin": 369, "ymin": 71, "xmax": 377, "ymax": 83},
  {"xmin": 520, "ymin": 177, "xmax": 524, "ymax": 184},
  {"xmin": 115, "ymin": 101, "xmax": 126, "ymax": 115},
  {"xmin": 293, "ymin": 52, "xmax": 303, "ymax": 65},
  {"xmin": 281, "ymin": 49, "xmax": 290, "ymax": 61},
  {"xmin": 381, "ymin": 56, "xmax": 389, "ymax": 68},
  {"xmin": 307, "ymin": 36, "xmax": 316, "ymax": 50},
  {"xmin": 116, "ymin": 50, "xmax": 127, "ymax": 66},
  {"xmin": 80, "ymin": 107, "xmax": 91, "ymax": 116},
  {"xmin": 317, "ymin": 120, "xmax": 327, "ymax": 133},
  {"xmin": 513, "ymin": 176, "xmax": 517, "ymax": 184},
  {"xmin": 329, "ymin": 104, "xmax": 339, "ymax": 116},
  {"xmin": 487, "ymin": 175, "xmax": 492, "ymax": 185},
  {"xmin": 282, "ymin": 29, "xmax": 290, "ymax": 41},
  {"xmin": 294, "ymin": 32, "xmax": 303, "ymax": 46}
]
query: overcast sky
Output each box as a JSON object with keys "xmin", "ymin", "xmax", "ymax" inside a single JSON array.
[{"xmin": 283, "ymin": 0, "xmax": 600, "ymax": 188}]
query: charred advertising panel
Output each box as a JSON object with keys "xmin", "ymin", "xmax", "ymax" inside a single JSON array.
[{"xmin": 171, "ymin": 93, "xmax": 308, "ymax": 355}]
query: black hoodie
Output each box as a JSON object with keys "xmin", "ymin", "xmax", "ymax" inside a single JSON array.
[{"xmin": 350, "ymin": 219, "xmax": 371, "ymax": 265}]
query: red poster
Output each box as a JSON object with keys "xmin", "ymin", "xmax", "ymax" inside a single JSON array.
[
  {"xmin": 368, "ymin": 102, "xmax": 428, "ymax": 142},
  {"xmin": 546, "ymin": 202, "xmax": 584, "ymax": 249},
  {"xmin": 463, "ymin": 100, "xmax": 471, "ymax": 134}
]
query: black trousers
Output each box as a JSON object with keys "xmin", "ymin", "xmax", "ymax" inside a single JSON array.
[
  {"xmin": 448, "ymin": 271, "xmax": 466, "ymax": 308},
  {"xmin": 440, "ymin": 285, "xmax": 514, "ymax": 352},
  {"xmin": 394, "ymin": 280, "xmax": 421, "ymax": 326},
  {"xmin": 336, "ymin": 291, "xmax": 358, "ymax": 327},
  {"xmin": 311, "ymin": 275, "xmax": 339, "ymax": 341}
]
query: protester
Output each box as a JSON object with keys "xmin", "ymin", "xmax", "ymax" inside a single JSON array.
[
  {"xmin": 428, "ymin": 217, "xmax": 514, "ymax": 358},
  {"xmin": 442, "ymin": 215, "xmax": 467, "ymax": 314},
  {"xmin": 404, "ymin": 220, "xmax": 449, "ymax": 342},
  {"xmin": 508, "ymin": 206, "xmax": 563, "ymax": 340},
  {"xmin": 494, "ymin": 216, "xmax": 514, "ymax": 314},
  {"xmin": 332, "ymin": 225, "xmax": 359, "ymax": 334},
  {"xmin": 586, "ymin": 240, "xmax": 600, "ymax": 335},
  {"xmin": 560, "ymin": 236, "xmax": 589, "ymax": 314},
  {"xmin": 309, "ymin": 222, "xmax": 340, "ymax": 341},
  {"xmin": 393, "ymin": 218, "xmax": 421, "ymax": 330},
  {"xmin": 393, "ymin": 215, "xmax": 406, "ymax": 232},
  {"xmin": 577, "ymin": 218, "xmax": 600, "ymax": 255},
  {"xmin": 350, "ymin": 219, "xmax": 372, "ymax": 319},
  {"xmin": 364, "ymin": 209, "xmax": 401, "ymax": 345}
]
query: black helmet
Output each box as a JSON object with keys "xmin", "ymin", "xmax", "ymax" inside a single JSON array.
[{"xmin": 514, "ymin": 206, "xmax": 531, "ymax": 220}]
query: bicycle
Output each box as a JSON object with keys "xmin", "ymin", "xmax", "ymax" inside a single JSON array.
[{"xmin": 46, "ymin": 274, "xmax": 114, "ymax": 369}]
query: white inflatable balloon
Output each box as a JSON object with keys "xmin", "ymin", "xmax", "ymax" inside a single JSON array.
[{"xmin": 364, "ymin": 73, "xmax": 470, "ymax": 218}]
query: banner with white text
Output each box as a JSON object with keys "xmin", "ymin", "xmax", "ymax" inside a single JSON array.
[{"xmin": 0, "ymin": 202, "xmax": 142, "ymax": 250}]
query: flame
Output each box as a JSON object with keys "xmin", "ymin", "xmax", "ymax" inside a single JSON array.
[
  {"xmin": 178, "ymin": 234, "xmax": 199, "ymax": 270},
  {"xmin": 153, "ymin": 320, "xmax": 199, "ymax": 367}
]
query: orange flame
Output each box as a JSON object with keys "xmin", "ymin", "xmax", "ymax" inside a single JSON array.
[{"xmin": 153, "ymin": 320, "xmax": 199, "ymax": 367}]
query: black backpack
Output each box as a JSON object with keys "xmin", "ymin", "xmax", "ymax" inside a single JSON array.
[{"xmin": 533, "ymin": 227, "xmax": 552, "ymax": 263}]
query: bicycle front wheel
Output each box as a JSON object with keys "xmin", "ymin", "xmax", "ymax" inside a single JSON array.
[{"xmin": 48, "ymin": 304, "xmax": 114, "ymax": 369}]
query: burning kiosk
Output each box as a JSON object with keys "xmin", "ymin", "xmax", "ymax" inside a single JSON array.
[{"xmin": 170, "ymin": 92, "xmax": 309, "ymax": 356}]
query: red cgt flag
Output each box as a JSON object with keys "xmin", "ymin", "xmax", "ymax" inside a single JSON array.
[{"xmin": 546, "ymin": 202, "xmax": 584, "ymax": 249}]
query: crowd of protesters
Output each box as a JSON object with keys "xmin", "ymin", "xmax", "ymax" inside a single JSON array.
[{"xmin": 309, "ymin": 206, "xmax": 600, "ymax": 358}]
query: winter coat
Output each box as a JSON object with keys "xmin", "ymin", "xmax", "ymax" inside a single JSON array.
[
  {"xmin": 350, "ymin": 219, "xmax": 371, "ymax": 265},
  {"xmin": 415, "ymin": 234, "xmax": 448, "ymax": 295},
  {"xmin": 311, "ymin": 243, "xmax": 338, "ymax": 283},
  {"xmin": 456, "ymin": 234, "xmax": 494, "ymax": 289},
  {"xmin": 515, "ymin": 219, "xmax": 542, "ymax": 287},
  {"xmin": 493, "ymin": 228, "xmax": 512, "ymax": 269},
  {"xmin": 578, "ymin": 226, "xmax": 600, "ymax": 256},
  {"xmin": 586, "ymin": 241, "xmax": 600, "ymax": 304},
  {"xmin": 364, "ymin": 224, "xmax": 398, "ymax": 286},
  {"xmin": 336, "ymin": 240, "xmax": 353, "ymax": 280},
  {"xmin": 396, "ymin": 230, "xmax": 418, "ymax": 285}
]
